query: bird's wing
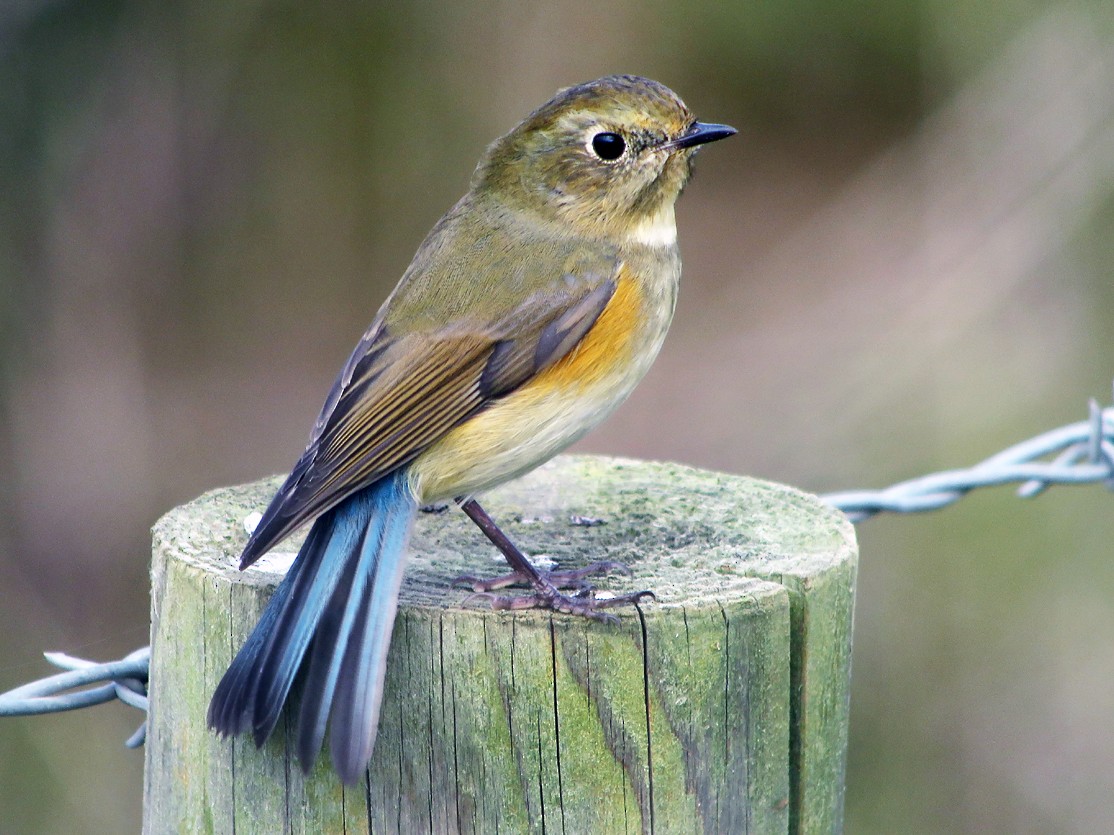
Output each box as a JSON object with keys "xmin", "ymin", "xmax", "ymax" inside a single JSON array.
[{"xmin": 239, "ymin": 258, "xmax": 619, "ymax": 568}]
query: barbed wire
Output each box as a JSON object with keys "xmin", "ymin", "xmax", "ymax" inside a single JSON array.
[
  {"xmin": 822, "ymin": 397, "xmax": 1114, "ymax": 522},
  {"xmin": 1, "ymin": 392, "xmax": 1112, "ymax": 745},
  {"xmin": 0, "ymin": 645, "xmax": 149, "ymax": 746}
]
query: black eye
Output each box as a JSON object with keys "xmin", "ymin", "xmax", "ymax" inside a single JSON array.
[{"xmin": 590, "ymin": 132, "xmax": 626, "ymax": 161}]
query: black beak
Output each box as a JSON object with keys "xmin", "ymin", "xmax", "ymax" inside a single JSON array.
[{"xmin": 658, "ymin": 121, "xmax": 736, "ymax": 152}]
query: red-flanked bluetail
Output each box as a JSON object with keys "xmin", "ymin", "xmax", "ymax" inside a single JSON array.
[{"xmin": 207, "ymin": 75, "xmax": 734, "ymax": 784}]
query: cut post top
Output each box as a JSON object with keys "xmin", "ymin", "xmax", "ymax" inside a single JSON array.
[{"xmin": 153, "ymin": 454, "xmax": 856, "ymax": 617}]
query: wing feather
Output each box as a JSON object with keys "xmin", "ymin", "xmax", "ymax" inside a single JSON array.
[{"xmin": 239, "ymin": 256, "xmax": 621, "ymax": 568}]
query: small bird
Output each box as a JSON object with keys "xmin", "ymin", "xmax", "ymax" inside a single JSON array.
[{"xmin": 207, "ymin": 75, "xmax": 734, "ymax": 784}]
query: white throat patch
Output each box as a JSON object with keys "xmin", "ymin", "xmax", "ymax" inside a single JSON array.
[{"xmin": 627, "ymin": 206, "xmax": 678, "ymax": 248}]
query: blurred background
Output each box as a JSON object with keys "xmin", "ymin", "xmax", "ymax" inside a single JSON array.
[{"xmin": 2, "ymin": 0, "xmax": 1114, "ymax": 831}]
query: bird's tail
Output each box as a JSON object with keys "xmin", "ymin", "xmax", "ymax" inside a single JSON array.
[{"xmin": 207, "ymin": 470, "xmax": 417, "ymax": 784}]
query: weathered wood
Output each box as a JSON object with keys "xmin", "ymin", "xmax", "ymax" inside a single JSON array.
[{"xmin": 144, "ymin": 454, "xmax": 856, "ymax": 834}]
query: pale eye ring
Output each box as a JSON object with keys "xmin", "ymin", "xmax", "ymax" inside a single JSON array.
[{"xmin": 589, "ymin": 132, "xmax": 626, "ymax": 161}]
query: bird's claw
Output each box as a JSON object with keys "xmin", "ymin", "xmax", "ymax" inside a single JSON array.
[
  {"xmin": 460, "ymin": 570, "xmax": 654, "ymax": 623},
  {"xmin": 453, "ymin": 559, "xmax": 631, "ymax": 593}
]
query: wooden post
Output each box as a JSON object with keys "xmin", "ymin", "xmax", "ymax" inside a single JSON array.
[{"xmin": 144, "ymin": 455, "xmax": 856, "ymax": 834}]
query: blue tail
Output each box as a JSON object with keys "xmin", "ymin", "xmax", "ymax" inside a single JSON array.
[{"xmin": 207, "ymin": 470, "xmax": 417, "ymax": 783}]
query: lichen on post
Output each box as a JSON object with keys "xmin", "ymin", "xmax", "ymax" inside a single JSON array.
[{"xmin": 145, "ymin": 454, "xmax": 856, "ymax": 834}]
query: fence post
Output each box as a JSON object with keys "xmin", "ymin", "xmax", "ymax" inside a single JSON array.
[{"xmin": 144, "ymin": 454, "xmax": 856, "ymax": 834}]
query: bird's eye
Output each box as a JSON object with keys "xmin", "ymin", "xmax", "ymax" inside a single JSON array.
[{"xmin": 590, "ymin": 132, "xmax": 626, "ymax": 161}]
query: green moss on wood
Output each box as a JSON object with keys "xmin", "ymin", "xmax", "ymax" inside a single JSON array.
[{"xmin": 144, "ymin": 454, "xmax": 856, "ymax": 834}]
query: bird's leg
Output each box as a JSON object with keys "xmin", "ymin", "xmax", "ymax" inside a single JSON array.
[{"xmin": 454, "ymin": 498, "xmax": 653, "ymax": 622}]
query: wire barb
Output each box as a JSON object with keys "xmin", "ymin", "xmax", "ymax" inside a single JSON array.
[
  {"xmin": 0, "ymin": 646, "xmax": 150, "ymax": 747},
  {"xmin": 822, "ymin": 393, "xmax": 1114, "ymax": 522}
]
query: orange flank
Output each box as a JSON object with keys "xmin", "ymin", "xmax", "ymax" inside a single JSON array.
[
  {"xmin": 532, "ymin": 271, "xmax": 644, "ymax": 394},
  {"xmin": 408, "ymin": 268, "xmax": 662, "ymax": 503}
]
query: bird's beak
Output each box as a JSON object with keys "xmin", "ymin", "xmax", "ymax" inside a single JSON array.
[{"xmin": 658, "ymin": 121, "xmax": 736, "ymax": 152}]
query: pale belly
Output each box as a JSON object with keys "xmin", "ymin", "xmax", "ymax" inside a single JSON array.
[
  {"xmin": 408, "ymin": 259, "xmax": 677, "ymax": 503},
  {"xmin": 408, "ymin": 370, "xmax": 643, "ymax": 503}
]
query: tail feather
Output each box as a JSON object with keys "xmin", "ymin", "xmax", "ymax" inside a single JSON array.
[
  {"xmin": 328, "ymin": 489, "xmax": 414, "ymax": 781},
  {"xmin": 207, "ymin": 470, "xmax": 417, "ymax": 784},
  {"xmin": 295, "ymin": 503, "xmax": 391, "ymax": 768},
  {"xmin": 206, "ymin": 567, "xmax": 298, "ymax": 736},
  {"xmin": 248, "ymin": 507, "xmax": 366, "ymax": 745}
]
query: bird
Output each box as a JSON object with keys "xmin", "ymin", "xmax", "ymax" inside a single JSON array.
[{"xmin": 207, "ymin": 74, "xmax": 734, "ymax": 785}]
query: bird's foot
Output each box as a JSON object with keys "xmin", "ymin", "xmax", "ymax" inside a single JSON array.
[
  {"xmin": 455, "ymin": 559, "xmax": 629, "ymax": 593},
  {"xmin": 465, "ymin": 583, "xmax": 655, "ymax": 623},
  {"xmin": 456, "ymin": 561, "xmax": 653, "ymax": 623},
  {"xmin": 454, "ymin": 498, "xmax": 653, "ymax": 622}
]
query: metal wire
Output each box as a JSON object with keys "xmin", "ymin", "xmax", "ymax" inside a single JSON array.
[
  {"xmin": 0, "ymin": 645, "xmax": 149, "ymax": 747},
  {"xmin": 1, "ymin": 392, "xmax": 1111, "ymax": 747},
  {"xmin": 822, "ymin": 397, "xmax": 1114, "ymax": 522}
]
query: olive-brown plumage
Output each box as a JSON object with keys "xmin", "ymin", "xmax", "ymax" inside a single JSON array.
[{"xmin": 208, "ymin": 75, "xmax": 734, "ymax": 784}]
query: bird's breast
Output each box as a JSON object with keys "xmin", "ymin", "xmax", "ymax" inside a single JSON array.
[{"xmin": 409, "ymin": 252, "xmax": 679, "ymax": 502}]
